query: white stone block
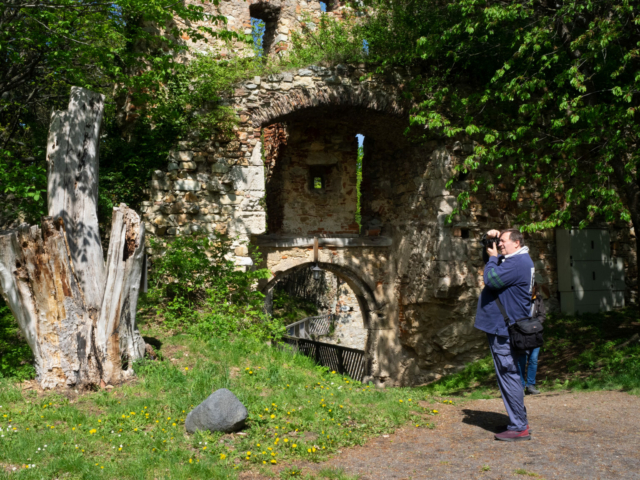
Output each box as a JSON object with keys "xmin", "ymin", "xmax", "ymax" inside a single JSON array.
[
  {"xmin": 250, "ymin": 142, "xmax": 263, "ymax": 166},
  {"xmin": 218, "ymin": 193, "xmax": 244, "ymax": 205},
  {"xmin": 174, "ymin": 179, "xmax": 200, "ymax": 191},
  {"xmin": 230, "ymin": 213, "xmax": 266, "ymax": 235},
  {"xmin": 229, "ymin": 165, "xmax": 265, "ymax": 191}
]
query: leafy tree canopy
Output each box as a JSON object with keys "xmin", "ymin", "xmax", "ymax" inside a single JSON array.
[
  {"xmin": 0, "ymin": 0, "xmax": 242, "ymax": 225},
  {"xmin": 351, "ymin": 0, "xmax": 640, "ymax": 238}
]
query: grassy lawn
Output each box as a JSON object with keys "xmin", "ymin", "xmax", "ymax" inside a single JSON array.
[
  {"xmin": 0, "ymin": 331, "xmax": 441, "ymax": 479},
  {"xmin": 2, "ymin": 307, "xmax": 640, "ymax": 478},
  {"xmin": 424, "ymin": 306, "xmax": 640, "ymax": 397}
]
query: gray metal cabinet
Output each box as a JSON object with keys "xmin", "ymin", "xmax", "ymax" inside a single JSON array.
[{"xmin": 556, "ymin": 229, "xmax": 625, "ymax": 314}]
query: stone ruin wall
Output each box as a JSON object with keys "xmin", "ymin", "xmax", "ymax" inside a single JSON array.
[
  {"xmin": 140, "ymin": 60, "xmax": 638, "ymax": 386},
  {"xmin": 173, "ymin": 0, "xmax": 348, "ymax": 60},
  {"xmin": 320, "ymin": 280, "xmax": 367, "ymax": 350}
]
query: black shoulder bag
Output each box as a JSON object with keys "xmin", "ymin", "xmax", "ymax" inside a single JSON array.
[{"xmin": 493, "ymin": 293, "xmax": 544, "ymax": 352}]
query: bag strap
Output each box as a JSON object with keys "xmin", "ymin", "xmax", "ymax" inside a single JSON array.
[{"xmin": 490, "ymin": 290, "xmax": 511, "ymax": 328}]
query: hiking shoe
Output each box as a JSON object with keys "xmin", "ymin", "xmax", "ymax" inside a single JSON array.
[
  {"xmin": 495, "ymin": 424, "xmax": 530, "ymax": 434},
  {"xmin": 525, "ymin": 385, "xmax": 541, "ymax": 395},
  {"xmin": 494, "ymin": 429, "xmax": 531, "ymax": 442}
]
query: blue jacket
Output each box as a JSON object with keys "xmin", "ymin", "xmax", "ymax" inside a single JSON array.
[{"xmin": 475, "ymin": 247, "xmax": 535, "ymax": 337}]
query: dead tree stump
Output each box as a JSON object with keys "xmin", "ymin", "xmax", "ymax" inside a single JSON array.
[{"xmin": 0, "ymin": 87, "xmax": 146, "ymax": 389}]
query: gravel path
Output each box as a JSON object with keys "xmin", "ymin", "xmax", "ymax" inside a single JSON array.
[{"xmin": 303, "ymin": 390, "xmax": 640, "ymax": 480}]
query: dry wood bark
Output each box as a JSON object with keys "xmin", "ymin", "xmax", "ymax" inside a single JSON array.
[
  {"xmin": 0, "ymin": 87, "xmax": 146, "ymax": 389},
  {"xmin": 47, "ymin": 87, "xmax": 105, "ymax": 312}
]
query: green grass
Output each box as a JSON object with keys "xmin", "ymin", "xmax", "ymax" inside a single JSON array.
[
  {"xmin": 422, "ymin": 306, "xmax": 640, "ymax": 396},
  {"xmin": 0, "ymin": 331, "xmax": 437, "ymax": 479}
]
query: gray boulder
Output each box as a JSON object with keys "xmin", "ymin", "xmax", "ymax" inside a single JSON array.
[{"xmin": 185, "ymin": 388, "xmax": 248, "ymax": 434}]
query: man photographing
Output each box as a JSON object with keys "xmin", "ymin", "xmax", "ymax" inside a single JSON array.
[{"xmin": 475, "ymin": 228, "xmax": 535, "ymax": 441}]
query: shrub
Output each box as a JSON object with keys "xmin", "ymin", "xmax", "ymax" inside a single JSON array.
[
  {"xmin": 0, "ymin": 298, "xmax": 35, "ymax": 381},
  {"xmin": 146, "ymin": 234, "xmax": 283, "ymax": 341}
]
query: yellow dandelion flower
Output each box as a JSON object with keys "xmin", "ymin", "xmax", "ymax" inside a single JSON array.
[
  {"xmin": 89, "ymin": 429, "xmax": 97, "ymax": 434},
  {"xmin": 271, "ymin": 459, "xmax": 277, "ymax": 464},
  {"xmin": 220, "ymin": 454, "xmax": 227, "ymax": 460}
]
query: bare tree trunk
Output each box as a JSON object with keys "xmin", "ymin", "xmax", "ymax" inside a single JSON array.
[
  {"xmin": 47, "ymin": 87, "xmax": 106, "ymax": 312},
  {"xmin": 0, "ymin": 218, "xmax": 100, "ymax": 388},
  {"xmin": 0, "ymin": 87, "xmax": 146, "ymax": 389}
]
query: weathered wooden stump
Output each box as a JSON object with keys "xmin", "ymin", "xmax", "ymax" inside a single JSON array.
[{"xmin": 0, "ymin": 87, "xmax": 146, "ymax": 389}]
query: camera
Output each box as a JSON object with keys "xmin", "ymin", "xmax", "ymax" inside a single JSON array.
[{"xmin": 481, "ymin": 233, "xmax": 498, "ymax": 263}]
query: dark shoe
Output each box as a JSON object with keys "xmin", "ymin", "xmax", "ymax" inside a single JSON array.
[
  {"xmin": 494, "ymin": 428, "xmax": 531, "ymax": 442},
  {"xmin": 525, "ymin": 385, "xmax": 541, "ymax": 395}
]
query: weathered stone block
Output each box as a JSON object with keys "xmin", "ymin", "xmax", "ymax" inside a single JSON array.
[
  {"xmin": 230, "ymin": 213, "xmax": 266, "ymax": 234},
  {"xmin": 218, "ymin": 194, "xmax": 244, "ymax": 205},
  {"xmin": 250, "ymin": 142, "xmax": 263, "ymax": 166},
  {"xmin": 181, "ymin": 161, "xmax": 197, "ymax": 170},
  {"xmin": 172, "ymin": 151, "xmax": 193, "ymax": 162},
  {"xmin": 212, "ymin": 164, "xmax": 230, "ymax": 174},
  {"xmin": 229, "ymin": 166, "xmax": 265, "ymax": 191},
  {"xmin": 174, "ymin": 179, "xmax": 200, "ymax": 191},
  {"xmin": 234, "ymin": 245, "xmax": 249, "ymax": 256},
  {"xmin": 207, "ymin": 179, "xmax": 224, "ymax": 192},
  {"xmin": 150, "ymin": 179, "xmax": 173, "ymax": 190}
]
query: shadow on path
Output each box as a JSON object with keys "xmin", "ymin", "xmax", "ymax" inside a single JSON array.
[{"xmin": 461, "ymin": 409, "xmax": 509, "ymax": 432}]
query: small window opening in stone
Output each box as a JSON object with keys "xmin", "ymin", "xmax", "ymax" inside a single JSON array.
[
  {"xmin": 461, "ymin": 228, "xmax": 470, "ymax": 239},
  {"xmin": 251, "ymin": 17, "xmax": 266, "ymax": 56},
  {"xmin": 320, "ymin": 0, "xmax": 339, "ymax": 12},
  {"xmin": 249, "ymin": 3, "xmax": 281, "ymax": 58},
  {"xmin": 309, "ymin": 166, "xmax": 327, "ymax": 191}
]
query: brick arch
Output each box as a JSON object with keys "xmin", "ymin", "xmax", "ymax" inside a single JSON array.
[{"xmin": 228, "ymin": 65, "xmax": 414, "ymax": 128}]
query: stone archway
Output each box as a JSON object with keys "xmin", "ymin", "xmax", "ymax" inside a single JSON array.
[
  {"xmin": 261, "ymin": 258, "xmax": 384, "ymax": 383},
  {"xmin": 262, "ymin": 260, "xmax": 383, "ymax": 331}
]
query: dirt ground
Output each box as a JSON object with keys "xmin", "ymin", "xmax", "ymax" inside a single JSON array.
[{"xmin": 299, "ymin": 390, "xmax": 640, "ymax": 480}]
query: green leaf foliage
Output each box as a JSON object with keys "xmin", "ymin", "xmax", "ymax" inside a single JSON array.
[
  {"xmin": 353, "ymin": 0, "xmax": 640, "ymax": 233},
  {"xmin": 144, "ymin": 235, "xmax": 283, "ymax": 341}
]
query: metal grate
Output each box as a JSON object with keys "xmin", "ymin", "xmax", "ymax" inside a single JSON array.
[{"xmin": 282, "ymin": 336, "xmax": 366, "ymax": 382}]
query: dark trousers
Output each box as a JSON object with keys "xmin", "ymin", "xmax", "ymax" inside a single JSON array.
[{"xmin": 487, "ymin": 333, "xmax": 528, "ymax": 431}]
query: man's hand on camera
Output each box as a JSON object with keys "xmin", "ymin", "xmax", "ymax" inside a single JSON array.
[{"xmin": 486, "ymin": 229, "xmax": 500, "ymax": 258}]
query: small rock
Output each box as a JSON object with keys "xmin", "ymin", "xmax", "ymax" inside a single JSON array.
[{"xmin": 185, "ymin": 389, "xmax": 248, "ymax": 434}]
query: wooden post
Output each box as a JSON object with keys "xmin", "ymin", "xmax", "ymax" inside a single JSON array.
[
  {"xmin": 0, "ymin": 87, "xmax": 146, "ymax": 389},
  {"xmin": 337, "ymin": 347, "xmax": 345, "ymax": 375}
]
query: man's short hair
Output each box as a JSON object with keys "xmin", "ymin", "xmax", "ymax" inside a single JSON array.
[{"xmin": 501, "ymin": 228, "xmax": 525, "ymax": 247}]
